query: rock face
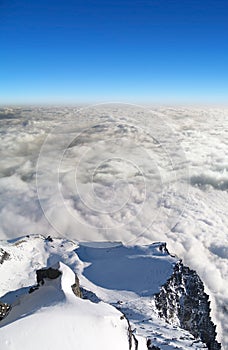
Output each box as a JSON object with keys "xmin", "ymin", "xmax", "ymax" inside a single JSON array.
[{"xmin": 155, "ymin": 261, "xmax": 221, "ymax": 350}]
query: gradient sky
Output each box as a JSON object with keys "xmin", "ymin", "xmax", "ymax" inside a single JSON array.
[{"xmin": 0, "ymin": 0, "xmax": 228, "ymax": 104}]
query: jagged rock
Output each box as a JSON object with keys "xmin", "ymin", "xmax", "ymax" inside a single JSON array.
[
  {"xmin": 45, "ymin": 235, "xmax": 53, "ymax": 242},
  {"xmin": 81, "ymin": 288, "xmax": 100, "ymax": 303},
  {"xmin": 28, "ymin": 285, "xmax": 39, "ymax": 294},
  {"xmin": 0, "ymin": 301, "xmax": 11, "ymax": 321},
  {"xmin": 155, "ymin": 261, "xmax": 221, "ymax": 350},
  {"xmin": 146, "ymin": 340, "xmax": 160, "ymax": 350},
  {"xmin": 0, "ymin": 248, "xmax": 10, "ymax": 264},
  {"xmin": 71, "ymin": 274, "xmax": 82, "ymax": 298},
  {"xmin": 36, "ymin": 267, "xmax": 62, "ymax": 285},
  {"xmin": 158, "ymin": 243, "xmax": 169, "ymax": 255}
]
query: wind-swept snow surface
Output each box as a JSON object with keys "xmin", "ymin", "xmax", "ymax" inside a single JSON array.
[{"xmin": 0, "ymin": 104, "xmax": 227, "ymax": 347}]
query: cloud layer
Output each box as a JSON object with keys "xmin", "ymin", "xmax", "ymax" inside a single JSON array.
[{"xmin": 0, "ymin": 104, "xmax": 227, "ymax": 347}]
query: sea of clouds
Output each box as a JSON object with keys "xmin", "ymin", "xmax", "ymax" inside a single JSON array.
[{"xmin": 0, "ymin": 104, "xmax": 227, "ymax": 347}]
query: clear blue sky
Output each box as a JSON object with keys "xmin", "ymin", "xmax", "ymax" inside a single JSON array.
[{"xmin": 1, "ymin": 0, "xmax": 228, "ymax": 105}]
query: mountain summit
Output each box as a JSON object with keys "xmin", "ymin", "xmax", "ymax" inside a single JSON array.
[{"xmin": 0, "ymin": 235, "xmax": 221, "ymax": 349}]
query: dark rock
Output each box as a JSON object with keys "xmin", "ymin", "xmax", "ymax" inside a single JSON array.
[
  {"xmin": 81, "ymin": 288, "xmax": 100, "ymax": 303},
  {"xmin": 0, "ymin": 301, "xmax": 11, "ymax": 320},
  {"xmin": 158, "ymin": 243, "xmax": 169, "ymax": 255},
  {"xmin": 45, "ymin": 235, "xmax": 53, "ymax": 242},
  {"xmin": 71, "ymin": 274, "xmax": 82, "ymax": 298},
  {"xmin": 155, "ymin": 261, "xmax": 221, "ymax": 350},
  {"xmin": 28, "ymin": 285, "xmax": 40, "ymax": 294},
  {"xmin": 0, "ymin": 248, "xmax": 10, "ymax": 264},
  {"xmin": 146, "ymin": 339, "xmax": 160, "ymax": 350},
  {"xmin": 36, "ymin": 267, "xmax": 62, "ymax": 285}
]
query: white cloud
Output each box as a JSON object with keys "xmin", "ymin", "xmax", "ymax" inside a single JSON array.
[{"xmin": 0, "ymin": 104, "xmax": 228, "ymax": 347}]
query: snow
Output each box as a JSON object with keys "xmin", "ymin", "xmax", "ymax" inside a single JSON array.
[
  {"xmin": 0, "ymin": 236, "xmax": 207, "ymax": 349},
  {"xmin": 76, "ymin": 242, "xmax": 176, "ymax": 299},
  {"xmin": 0, "ymin": 290, "xmax": 129, "ymax": 350},
  {"xmin": 76, "ymin": 241, "xmax": 208, "ymax": 349},
  {"xmin": 0, "ymin": 104, "xmax": 227, "ymax": 347},
  {"xmin": 0, "ymin": 247, "xmax": 129, "ymax": 350}
]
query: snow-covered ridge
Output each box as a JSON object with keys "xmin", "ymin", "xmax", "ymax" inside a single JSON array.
[{"xmin": 0, "ymin": 235, "xmax": 221, "ymax": 349}]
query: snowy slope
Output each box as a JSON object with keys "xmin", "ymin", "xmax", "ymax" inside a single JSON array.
[
  {"xmin": 0, "ymin": 235, "xmax": 213, "ymax": 349},
  {"xmin": 0, "ymin": 238, "xmax": 129, "ymax": 350}
]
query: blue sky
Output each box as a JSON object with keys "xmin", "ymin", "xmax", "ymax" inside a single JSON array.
[{"xmin": 1, "ymin": 0, "xmax": 228, "ymax": 104}]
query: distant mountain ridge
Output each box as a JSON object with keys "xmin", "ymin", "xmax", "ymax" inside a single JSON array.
[{"xmin": 0, "ymin": 235, "xmax": 221, "ymax": 349}]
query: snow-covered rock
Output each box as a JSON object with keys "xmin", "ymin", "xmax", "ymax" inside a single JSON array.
[{"xmin": 155, "ymin": 261, "xmax": 221, "ymax": 350}]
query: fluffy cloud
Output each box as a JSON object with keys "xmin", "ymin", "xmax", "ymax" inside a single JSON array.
[{"xmin": 0, "ymin": 104, "xmax": 227, "ymax": 347}]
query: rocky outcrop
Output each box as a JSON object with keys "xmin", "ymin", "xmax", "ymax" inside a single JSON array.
[
  {"xmin": 71, "ymin": 273, "xmax": 82, "ymax": 298},
  {"xmin": 31, "ymin": 264, "xmax": 82, "ymax": 299},
  {"xmin": 146, "ymin": 341, "xmax": 160, "ymax": 350},
  {"xmin": 155, "ymin": 261, "xmax": 221, "ymax": 350},
  {"xmin": 36, "ymin": 267, "xmax": 62, "ymax": 285},
  {"xmin": 0, "ymin": 301, "xmax": 11, "ymax": 321},
  {"xmin": 81, "ymin": 288, "xmax": 100, "ymax": 303},
  {"xmin": 0, "ymin": 248, "xmax": 10, "ymax": 264}
]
